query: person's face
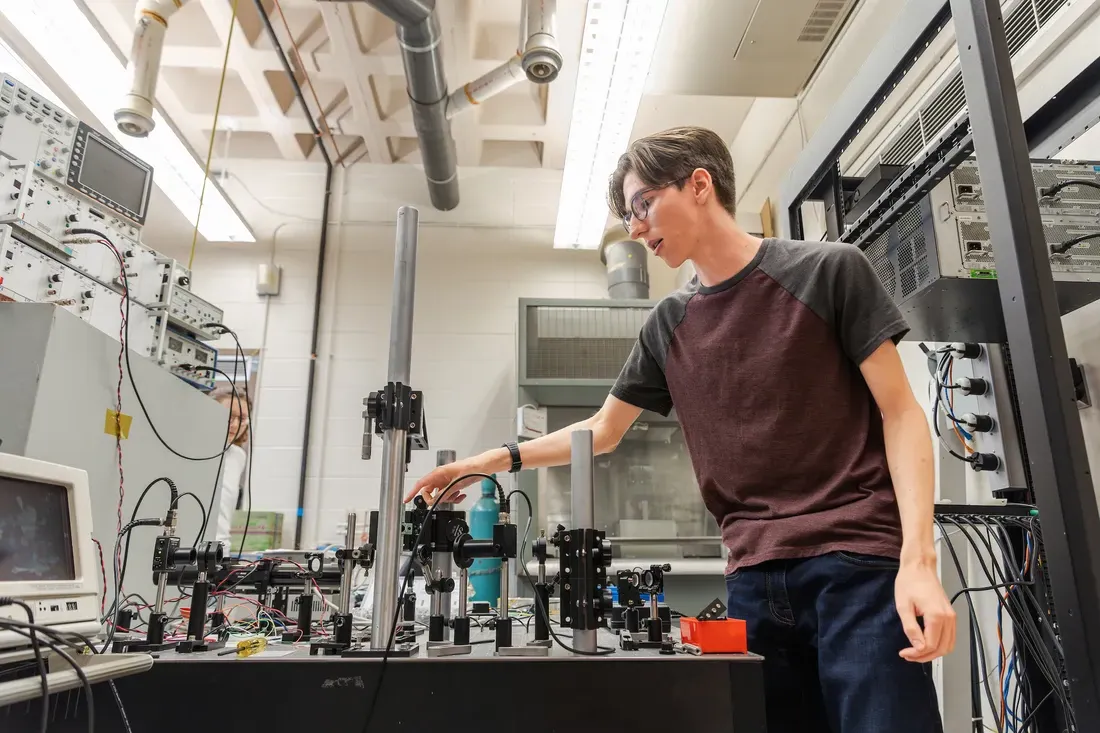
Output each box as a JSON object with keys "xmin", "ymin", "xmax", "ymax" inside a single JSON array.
[
  {"xmin": 621, "ymin": 170, "xmax": 704, "ymax": 269},
  {"xmin": 222, "ymin": 396, "xmax": 250, "ymax": 445}
]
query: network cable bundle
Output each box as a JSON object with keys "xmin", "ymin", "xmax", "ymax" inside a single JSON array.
[{"xmin": 0, "ymin": 73, "xmax": 224, "ymax": 391}]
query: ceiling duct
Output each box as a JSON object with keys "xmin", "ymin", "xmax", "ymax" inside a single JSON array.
[
  {"xmin": 115, "ymin": 0, "xmax": 192, "ymax": 137},
  {"xmin": 365, "ymin": 0, "xmax": 562, "ymax": 210},
  {"xmin": 600, "ymin": 233, "xmax": 650, "ymax": 299}
]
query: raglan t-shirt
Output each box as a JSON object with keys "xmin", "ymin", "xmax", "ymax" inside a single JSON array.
[{"xmin": 610, "ymin": 238, "xmax": 911, "ymax": 573}]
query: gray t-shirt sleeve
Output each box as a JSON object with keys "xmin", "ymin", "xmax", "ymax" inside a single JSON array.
[
  {"xmin": 611, "ymin": 336, "xmax": 673, "ymax": 416},
  {"xmin": 831, "ymin": 244, "xmax": 910, "ymax": 364}
]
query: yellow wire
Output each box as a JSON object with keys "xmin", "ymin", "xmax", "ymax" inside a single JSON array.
[{"xmin": 188, "ymin": 0, "xmax": 239, "ymax": 272}]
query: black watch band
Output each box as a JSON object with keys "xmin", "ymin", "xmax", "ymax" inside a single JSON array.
[{"xmin": 503, "ymin": 441, "xmax": 522, "ymax": 473}]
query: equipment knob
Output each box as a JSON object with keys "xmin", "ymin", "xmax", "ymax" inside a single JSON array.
[
  {"xmin": 65, "ymin": 214, "xmax": 78, "ymax": 224},
  {"xmin": 969, "ymin": 452, "xmax": 1001, "ymax": 472},
  {"xmin": 956, "ymin": 377, "xmax": 988, "ymax": 396},
  {"xmin": 49, "ymin": 274, "xmax": 62, "ymax": 283},
  {"xmin": 366, "ymin": 392, "xmax": 381, "ymax": 420},
  {"xmin": 961, "ymin": 413, "xmax": 995, "ymax": 433},
  {"xmin": 82, "ymin": 290, "xmax": 94, "ymax": 299},
  {"xmin": 14, "ymin": 103, "xmax": 24, "ymax": 114},
  {"xmin": 177, "ymin": 275, "xmax": 190, "ymax": 287}
]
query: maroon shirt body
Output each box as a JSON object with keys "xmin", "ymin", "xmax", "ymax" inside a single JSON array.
[{"xmin": 611, "ymin": 239, "xmax": 911, "ymax": 572}]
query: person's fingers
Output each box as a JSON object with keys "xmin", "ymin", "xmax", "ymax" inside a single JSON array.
[
  {"xmin": 897, "ymin": 601, "xmax": 925, "ymax": 660},
  {"xmin": 920, "ymin": 608, "xmax": 944, "ymax": 660}
]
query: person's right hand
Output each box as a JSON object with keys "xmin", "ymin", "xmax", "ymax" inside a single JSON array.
[{"xmin": 404, "ymin": 462, "xmax": 482, "ymax": 506}]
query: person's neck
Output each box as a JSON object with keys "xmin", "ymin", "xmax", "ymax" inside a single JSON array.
[{"xmin": 689, "ymin": 218, "xmax": 763, "ymax": 288}]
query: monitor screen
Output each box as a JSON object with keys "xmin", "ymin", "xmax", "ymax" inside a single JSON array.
[
  {"xmin": 0, "ymin": 476, "xmax": 76, "ymax": 582},
  {"xmin": 78, "ymin": 135, "xmax": 149, "ymax": 214}
]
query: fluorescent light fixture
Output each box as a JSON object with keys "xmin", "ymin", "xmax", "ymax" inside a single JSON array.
[
  {"xmin": 553, "ymin": 0, "xmax": 669, "ymax": 250},
  {"xmin": 0, "ymin": 1, "xmax": 254, "ymax": 243}
]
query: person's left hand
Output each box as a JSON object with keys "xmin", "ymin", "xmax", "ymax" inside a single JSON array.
[{"xmin": 895, "ymin": 560, "xmax": 956, "ymax": 662}]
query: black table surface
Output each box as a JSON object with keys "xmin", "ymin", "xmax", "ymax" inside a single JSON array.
[{"xmin": 2, "ymin": 627, "xmax": 767, "ymax": 733}]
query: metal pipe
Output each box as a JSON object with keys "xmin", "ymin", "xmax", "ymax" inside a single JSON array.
[
  {"xmin": 365, "ymin": 0, "xmax": 458, "ymax": 211},
  {"xmin": 154, "ymin": 572, "xmax": 168, "ymax": 612},
  {"xmin": 339, "ymin": 513, "xmax": 357, "ymax": 614},
  {"xmin": 570, "ymin": 429, "xmax": 596, "ymax": 654},
  {"xmin": 519, "ymin": 0, "xmax": 562, "ymax": 83},
  {"xmin": 600, "ymin": 238, "xmax": 650, "ymax": 299},
  {"xmin": 369, "ymin": 206, "xmax": 419, "ymax": 646},
  {"xmin": 115, "ymin": 0, "xmax": 191, "ymax": 137},
  {"xmin": 446, "ymin": 56, "xmax": 526, "ymax": 119}
]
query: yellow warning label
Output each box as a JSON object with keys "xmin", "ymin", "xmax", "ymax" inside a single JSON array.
[{"xmin": 104, "ymin": 410, "xmax": 133, "ymax": 440}]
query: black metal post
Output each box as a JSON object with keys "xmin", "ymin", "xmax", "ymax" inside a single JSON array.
[{"xmin": 951, "ymin": 0, "xmax": 1100, "ymax": 724}]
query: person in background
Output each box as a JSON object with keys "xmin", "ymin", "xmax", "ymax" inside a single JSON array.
[
  {"xmin": 210, "ymin": 385, "xmax": 250, "ymax": 552},
  {"xmin": 411, "ymin": 127, "xmax": 954, "ymax": 732}
]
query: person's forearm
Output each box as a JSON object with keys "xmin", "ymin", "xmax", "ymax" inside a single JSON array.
[
  {"xmin": 883, "ymin": 405, "xmax": 937, "ymax": 566},
  {"xmin": 457, "ymin": 414, "xmax": 611, "ymax": 476}
]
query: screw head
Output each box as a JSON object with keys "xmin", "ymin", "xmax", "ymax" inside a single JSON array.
[
  {"xmin": 564, "ymin": 616, "xmax": 571, "ymax": 623},
  {"xmin": 564, "ymin": 583, "xmax": 571, "ymax": 590}
]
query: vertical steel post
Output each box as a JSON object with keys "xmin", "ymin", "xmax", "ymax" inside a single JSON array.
[
  {"xmin": 370, "ymin": 206, "xmax": 420, "ymax": 649},
  {"xmin": 433, "ymin": 449, "xmax": 456, "ymax": 641},
  {"xmin": 951, "ymin": 0, "xmax": 1100, "ymax": 721},
  {"xmin": 570, "ymin": 429, "xmax": 596, "ymax": 654}
]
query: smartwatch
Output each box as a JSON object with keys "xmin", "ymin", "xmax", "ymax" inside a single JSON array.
[{"xmin": 502, "ymin": 441, "xmax": 522, "ymax": 473}]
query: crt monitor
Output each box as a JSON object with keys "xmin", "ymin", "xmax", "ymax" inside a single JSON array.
[{"xmin": 0, "ymin": 453, "xmax": 100, "ymax": 650}]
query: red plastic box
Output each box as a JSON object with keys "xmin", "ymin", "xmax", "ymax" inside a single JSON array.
[{"xmin": 679, "ymin": 616, "xmax": 748, "ymax": 654}]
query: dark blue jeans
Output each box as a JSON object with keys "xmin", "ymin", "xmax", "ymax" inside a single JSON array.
[{"xmin": 726, "ymin": 551, "xmax": 943, "ymax": 733}]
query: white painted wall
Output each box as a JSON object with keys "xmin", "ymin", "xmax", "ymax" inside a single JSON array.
[{"xmin": 174, "ymin": 161, "xmax": 681, "ymax": 548}]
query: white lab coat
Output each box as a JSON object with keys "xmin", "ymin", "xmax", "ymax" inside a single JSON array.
[{"xmin": 215, "ymin": 444, "xmax": 248, "ymax": 551}]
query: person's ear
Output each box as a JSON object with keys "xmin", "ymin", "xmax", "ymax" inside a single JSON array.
[{"xmin": 691, "ymin": 168, "xmax": 712, "ymax": 204}]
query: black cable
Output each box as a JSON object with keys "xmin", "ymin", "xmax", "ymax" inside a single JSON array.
[
  {"xmin": 1039, "ymin": 179, "xmax": 1100, "ymax": 198},
  {"xmin": 203, "ymin": 325, "xmax": 254, "ymax": 559},
  {"xmin": 1050, "ymin": 231, "xmax": 1100, "ymax": 255},
  {"xmin": 931, "ymin": 353, "xmax": 974, "ymax": 464},
  {"xmin": 89, "ymin": 238, "xmax": 235, "ymax": 463},
  {"xmin": 362, "ymin": 473, "xmax": 505, "ymax": 733},
  {"xmin": 507, "ymin": 488, "xmax": 615, "ymax": 656},
  {"xmin": 936, "ymin": 519, "xmax": 1003, "ymax": 725},
  {"xmin": 950, "ymin": 580, "xmax": 1033, "ymax": 605},
  {"xmin": 103, "ymin": 518, "xmax": 164, "ymax": 653},
  {"xmin": 0, "ymin": 621, "xmax": 94, "ymax": 733},
  {"xmin": 177, "ymin": 492, "xmax": 208, "ymax": 545},
  {"xmin": 1, "ymin": 598, "xmax": 48, "ymax": 733}
]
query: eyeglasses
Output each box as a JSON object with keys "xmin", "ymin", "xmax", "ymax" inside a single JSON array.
[{"xmin": 621, "ymin": 176, "xmax": 690, "ymax": 233}]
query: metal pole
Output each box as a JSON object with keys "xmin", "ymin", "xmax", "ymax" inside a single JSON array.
[
  {"xmin": 370, "ymin": 206, "xmax": 420, "ymax": 649},
  {"xmin": 951, "ymin": 0, "xmax": 1100, "ymax": 722},
  {"xmin": 570, "ymin": 429, "xmax": 596, "ymax": 654},
  {"xmin": 339, "ymin": 513, "xmax": 357, "ymax": 614},
  {"xmin": 433, "ymin": 449, "xmax": 456, "ymax": 641}
]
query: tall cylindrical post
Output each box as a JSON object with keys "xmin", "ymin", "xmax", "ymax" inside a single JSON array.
[
  {"xmin": 570, "ymin": 429, "xmax": 596, "ymax": 654},
  {"xmin": 370, "ymin": 206, "xmax": 420, "ymax": 648},
  {"xmin": 432, "ymin": 449, "xmax": 456, "ymax": 641},
  {"xmin": 339, "ymin": 513, "xmax": 357, "ymax": 614}
]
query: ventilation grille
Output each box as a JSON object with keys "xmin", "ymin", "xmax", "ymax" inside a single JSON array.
[
  {"xmin": 876, "ymin": 0, "xmax": 1069, "ymax": 168},
  {"xmin": 955, "ymin": 218, "xmax": 1100, "ymax": 271},
  {"xmin": 1005, "ymin": 1, "xmax": 1040, "ymax": 55},
  {"xmin": 524, "ymin": 304, "xmax": 651, "ymax": 380},
  {"xmin": 895, "ymin": 206, "xmax": 929, "ymax": 298},
  {"xmin": 882, "ymin": 119, "xmax": 924, "ymax": 166},
  {"xmin": 798, "ymin": 0, "xmax": 849, "ymax": 42},
  {"xmin": 866, "ymin": 232, "xmax": 896, "ymax": 296}
]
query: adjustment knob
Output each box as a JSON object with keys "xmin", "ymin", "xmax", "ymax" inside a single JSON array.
[
  {"xmin": 82, "ymin": 290, "xmax": 94, "ymax": 299},
  {"xmin": 366, "ymin": 392, "xmax": 381, "ymax": 420},
  {"xmin": 49, "ymin": 273, "xmax": 62, "ymax": 283},
  {"xmin": 177, "ymin": 275, "xmax": 190, "ymax": 287},
  {"xmin": 65, "ymin": 214, "xmax": 78, "ymax": 224},
  {"xmin": 956, "ymin": 377, "xmax": 988, "ymax": 396}
]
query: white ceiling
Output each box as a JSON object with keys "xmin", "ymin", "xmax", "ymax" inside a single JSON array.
[{"xmin": 63, "ymin": 0, "xmax": 861, "ymax": 243}]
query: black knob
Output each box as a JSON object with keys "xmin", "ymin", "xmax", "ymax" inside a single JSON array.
[
  {"xmin": 65, "ymin": 214, "xmax": 78, "ymax": 223},
  {"xmin": 365, "ymin": 392, "xmax": 381, "ymax": 420},
  {"xmin": 49, "ymin": 274, "xmax": 62, "ymax": 283},
  {"xmin": 82, "ymin": 290, "xmax": 94, "ymax": 299},
  {"xmin": 440, "ymin": 577, "xmax": 455, "ymax": 593},
  {"xmin": 962, "ymin": 413, "xmax": 995, "ymax": 433},
  {"xmin": 951, "ymin": 342, "xmax": 983, "ymax": 359},
  {"xmin": 177, "ymin": 275, "xmax": 190, "ymax": 287},
  {"xmin": 957, "ymin": 377, "xmax": 988, "ymax": 396},
  {"xmin": 970, "ymin": 453, "xmax": 1001, "ymax": 472}
]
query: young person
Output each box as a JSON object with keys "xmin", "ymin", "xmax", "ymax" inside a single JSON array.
[
  {"xmin": 210, "ymin": 385, "xmax": 250, "ymax": 553},
  {"xmin": 409, "ymin": 126, "xmax": 954, "ymax": 732}
]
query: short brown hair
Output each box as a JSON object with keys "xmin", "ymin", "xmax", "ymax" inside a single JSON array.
[{"xmin": 608, "ymin": 126, "xmax": 737, "ymax": 220}]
